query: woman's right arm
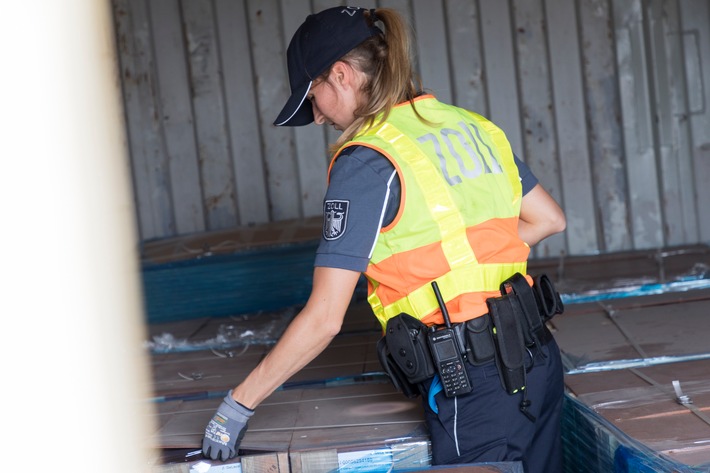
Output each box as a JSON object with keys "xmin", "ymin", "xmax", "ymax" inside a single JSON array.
[{"xmin": 517, "ymin": 184, "xmax": 566, "ymax": 246}]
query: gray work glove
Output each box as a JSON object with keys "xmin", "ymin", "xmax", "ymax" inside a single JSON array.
[{"xmin": 202, "ymin": 390, "xmax": 254, "ymax": 461}]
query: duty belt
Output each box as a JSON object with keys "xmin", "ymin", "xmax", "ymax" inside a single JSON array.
[{"xmin": 377, "ymin": 272, "xmax": 564, "ymax": 398}]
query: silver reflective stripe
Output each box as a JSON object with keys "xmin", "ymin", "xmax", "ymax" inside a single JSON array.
[
  {"xmin": 453, "ymin": 396, "xmax": 461, "ymax": 456},
  {"xmin": 367, "ymin": 169, "xmax": 397, "ymax": 259}
]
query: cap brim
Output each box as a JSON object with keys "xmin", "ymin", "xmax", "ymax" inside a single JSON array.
[{"xmin": 273, "ymin": 82, "xmax": 314, "ymax": 126}]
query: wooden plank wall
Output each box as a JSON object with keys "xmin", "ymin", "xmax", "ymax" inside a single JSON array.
[{"xmin": 112, "ymin": 0, "xmax": 710, "ymax": 258}]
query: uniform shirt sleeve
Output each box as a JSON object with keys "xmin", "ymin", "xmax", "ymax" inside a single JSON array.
[
  {"xmin": 314, "ymin": 146, "xmax": 397, "ymax": 272},
  {"xmin": 515, "ymin": 154, "xmax": 539, "ymax": 194},
  {"xmin": 314, "ymin": 147, "xmax": 538, "ymax": 272}
]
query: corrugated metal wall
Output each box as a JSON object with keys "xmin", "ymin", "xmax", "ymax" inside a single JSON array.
[{"xmin": 113, "ymin": 0, "xmax": 710, "ymax": 258}]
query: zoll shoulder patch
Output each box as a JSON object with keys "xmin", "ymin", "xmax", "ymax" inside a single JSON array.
[{"xmin": 323, "ymin": 199, "xmax": 349, "ymax": 240}]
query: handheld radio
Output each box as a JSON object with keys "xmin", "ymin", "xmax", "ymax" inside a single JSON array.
[{"xmin": 427, "ymin": 282, "xmax": 472, "ymax": 397}]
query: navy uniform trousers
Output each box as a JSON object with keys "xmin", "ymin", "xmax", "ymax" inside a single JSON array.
[{"xmin": 422, "ymin": 338, "xmax": 564, "ymax": 473}]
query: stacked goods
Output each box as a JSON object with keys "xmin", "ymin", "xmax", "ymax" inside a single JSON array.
[
  {"xmin": 141, "ymin": 224, "xmax": 710, "ymax": 472},
  {"xmin": 556, "ymin": 286, "xmax": 710, "ymax": 472}
]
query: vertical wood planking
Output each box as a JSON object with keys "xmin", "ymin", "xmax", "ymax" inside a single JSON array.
[
  {"xmin": 578, "ymin": 0, "xmax": 631, "ymax": 252},
  {"xmin": 281, "ymin": 1, "xmax": 328, "ymax": 218},
  {"xmin": 679, "ymin": 0, "xmax": 710, "ymax": 242},
  {"xmin": 298, "ymin": 125, "xmax": 330, "ymax": 219},
  {"xmin": 378, "ymin": 0, "xmax": 416, "ymax": 81},
  {"xmin": 479, "ymin": 0, "xmax": 524, "ymax": 157},
  {"xmin": 148, "ymin": 0, "xmax": 205, "ymax": 235},
  {"xmin": 113, "ymin": 0, "xmax": 173, "ymax": 240},
  {"xmin": 248, "ymin": 0, "xmax": 300, "ymax": 221},
  {"xmin": 669, "ymin": 19, "xmax": 701, "ymax": 243},
  {"xmin": 215, "ymin": 0, "xmax": 270, "ymax": 226},
  {"xmin": 512, "ymin": 0, "xmax": 566, "ymax": 258},
  {"xmin": 545, "ymin": 0, "xmax": 598, "ymax": 254},
  {"xmin": 411, "ymin": 0, "xmax": 452, "ymax": 104},
  {"xmin": 444, "ymin": 0, "xmax": 488, "ymax": 114},
  {"xmin": 613, "ymin": 0, "xmax": 664, "ymax": 249},
  {"xmin": 111, "ymin": 0, "xmax": 710, "ymax": 257},
  {"xmin": 181, "ymin": 0, "xmax": 237, "ymax": 230},
  {"xmin": 648, "ymin": 0, "xmax": 697, "ymax": 245}
]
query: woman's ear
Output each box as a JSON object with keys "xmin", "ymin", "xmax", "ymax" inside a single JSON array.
[{"xmin": 330, "ymin": 61, "xmax": 351, "ymax": 88}]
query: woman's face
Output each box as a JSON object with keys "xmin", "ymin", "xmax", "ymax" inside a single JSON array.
[{"xmin": 308, "ymin": 63, "xmax": 361, "ymax": 131}]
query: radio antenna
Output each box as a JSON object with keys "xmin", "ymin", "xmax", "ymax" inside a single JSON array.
[{"xmin": 431, "ymin": 281, "xmax": 452, "ymax": 328}]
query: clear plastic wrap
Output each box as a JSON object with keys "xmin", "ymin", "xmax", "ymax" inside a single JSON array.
[
  {"xmin": 562, "ymin": 393, "xmax": 710, "ymax": 473},
  {"xmin": 151, "ymin": 442, "xmax": 525, "ymax": 472},
  {"xmin": 145, "ymin": 243, "xmax": 710, "ymax": 472}
]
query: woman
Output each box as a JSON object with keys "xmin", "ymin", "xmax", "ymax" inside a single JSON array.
[{"xmin": 203, "ymin": 6, "xmax": 566, "ymax": 472}]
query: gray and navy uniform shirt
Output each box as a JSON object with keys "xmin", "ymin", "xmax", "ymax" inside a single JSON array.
[{"xmin": 314, "ymin": 145, "xmax": 538, "ymax": 273}]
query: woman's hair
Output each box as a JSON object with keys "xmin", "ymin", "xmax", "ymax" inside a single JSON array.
[{"xmin": 325, "ymin": 8, "xmax": 430, "ymax": 153}]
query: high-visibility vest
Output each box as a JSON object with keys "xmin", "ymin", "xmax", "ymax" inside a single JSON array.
[{"xmin": 330, "ymin": 96, "xmax": 530, "ymax": 331}]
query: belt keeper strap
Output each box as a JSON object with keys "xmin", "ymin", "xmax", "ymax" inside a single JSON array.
[{"xmin": 532, "ymin": 274, "xmax": 565, "ymax": 319}]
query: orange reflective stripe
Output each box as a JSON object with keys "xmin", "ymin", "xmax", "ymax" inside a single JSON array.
[
  {"xmin": 420, "ymin": 290, "xmax": 501, "ymax": 325},
  {"xmin": 367, "ymin": 243, "xmax": 448, "ymax": 292},
  {"xmin": 467, "ymin": 218, "xmax": 530, "ymax": 262},
  {"xmin": 367, "ymin": 218, "xmax": 528, "ymax": 307},
  {"xmin": 370, "ymin": 261, "xmax": 527, "ymax": 328}
]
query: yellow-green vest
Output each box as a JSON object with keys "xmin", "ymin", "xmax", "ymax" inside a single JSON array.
[{"xmin": 330, "ymin": 96, "xmax": 530, "ymax": 331}]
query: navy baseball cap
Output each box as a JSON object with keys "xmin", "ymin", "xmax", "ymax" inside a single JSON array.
[{"xmin": 273, "ymin": 6, "xmax": 382, "ymax": 127}]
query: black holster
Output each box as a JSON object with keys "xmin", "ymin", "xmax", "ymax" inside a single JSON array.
[
  {"xmin": 376, "ymin": 337, "xmax": 420, "ymax": 398},
  {"xmin": 487, "ymin": 294, "xmax": 528, "ymax": 394},
  {"xmin": 501, "ymin": 273, "xmax": 552, "ymax": 347},
  {"xmin": 376, "ymin": 313, "xmax": 436, "ymax": 398},
  {"xmin": 486, "ymin": 272, "xmax": 564, "ymax": 394}
]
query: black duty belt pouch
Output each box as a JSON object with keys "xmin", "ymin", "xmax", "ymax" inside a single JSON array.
[
  {"xmin": 532, "ymin": 274, "xmax": 565, "ymax": 321},
  {"xmin": 501, "ymin": 272, "xmax": 551, "ymax": 347},
  {"xmin": 384, "ymin": 313, "xmax": 436, "ymax": 384},
  {"xmin": 487, "ymin": 294, "xmax": 527, "ymax": 394},
  {"xmin": 376, "ymin": 337, "xmax": 420, "ymax": 398},
  {"xmin": 464, "ymin": 313, "xmax": 496, "ymax": 365}
]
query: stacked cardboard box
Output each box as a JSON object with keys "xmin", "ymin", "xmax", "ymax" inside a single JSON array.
[
  {"xmin": 555, "ymin": 287, "xmax": 710, "ymax": 471},
  {"xmin": 141, "ymin": 222, "xmax": 710, "ymax": 472},
  {"xmin": 147, "ymin": 301, "xmax": 527, "ymax": 472}
]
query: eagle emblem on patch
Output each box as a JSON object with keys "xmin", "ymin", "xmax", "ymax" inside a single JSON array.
[{"xmin": 323, "ymin": 199, "xmax": 349, "ymax": 240}]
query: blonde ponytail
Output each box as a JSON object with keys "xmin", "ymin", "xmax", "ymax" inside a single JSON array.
[{"xmin": 328, "ymin": 8, "xmax": 432, "ymax": 154}]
